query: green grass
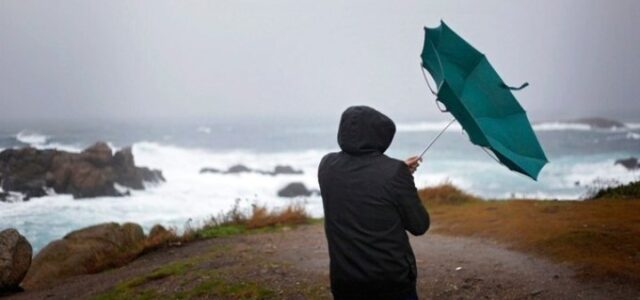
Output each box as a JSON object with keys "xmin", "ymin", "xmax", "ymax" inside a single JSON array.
[
  {"xmin": 591, "ymin": 180, "xmax": 640, "ymax": 199},
  {"xmin": 196, "ymin": 224, "xmax": 247, "ymax": 238},
  {"xmin": 194, "ymin": 218, "xmax": 323, "ymax": 240},
  {"xmin": 177, "ymin": 278, "xmax": 274, "ymax": 299},
  {"xmin": 90, "ymin": 242, "xmax": 280, "ymax": 300},
  {"xmin": 91, "ymin": 257, "xmax": 274, "ymax": 300},
  {"xmin": 91, "ymin": 261, "xmax": 193, "ymax": 300}
]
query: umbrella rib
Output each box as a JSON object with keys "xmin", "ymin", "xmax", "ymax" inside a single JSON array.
[{"xmin": 443, "ymin": 82, "xmax": 544, "ymax": 164}]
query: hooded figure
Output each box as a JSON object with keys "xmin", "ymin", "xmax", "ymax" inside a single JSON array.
[{"xmin": 318, "ymin": 106, "xmax": 430, "ymax": 300}]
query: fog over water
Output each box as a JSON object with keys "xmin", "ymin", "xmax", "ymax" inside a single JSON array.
[{"xmin": 1, "ymin": 0, "xmax": 640, "ymax": 123}]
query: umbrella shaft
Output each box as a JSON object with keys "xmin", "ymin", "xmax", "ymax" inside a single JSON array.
[{"xmin": 418, "ymin": 118, "xmax": 457, "ymax": 159}]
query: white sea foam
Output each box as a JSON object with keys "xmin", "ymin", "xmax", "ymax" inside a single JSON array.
[
  {"xmin": 626, "ymin": 132, "xmax": 640, "ymax": 140},
  {"xmin": 532, "ymin": 122, "xmax": 592, "ymax": 131},
  {"xmin": 1, "ymin": 138, "xmax": 638, "ymax": 253},
  {"xmin": 626, "ymin": 123, "xmax": 640, "ymax": 130},
  {"xmin": 16, "ymin": 130, "xmax": 49, "ymax": 145},
  {"xmin": 0, "ymin": 141, "xmax": 328, "ymax": 252}
]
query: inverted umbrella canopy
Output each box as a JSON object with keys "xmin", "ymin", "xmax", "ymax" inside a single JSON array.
[{"xmin": 420, "ymin": 21, "xmax": 548, "ymax": 180}]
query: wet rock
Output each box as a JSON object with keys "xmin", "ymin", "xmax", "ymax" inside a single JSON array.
[
  {"xmin": 22, "ymin": 222, "xmax": 146, "ymax": 289},
  {"xmin": 80, "ymin": 142, "xmax": 112, "ymax": 167},
  {"xmin": 149, "ymin": 224, "xmax": 169, "ymax": 239},
  {"xmin": 0, "ymin": 229, "xmax": 32, "ymax": 294},
  {"xmin": 226, "ymin": 164, "xmax": 252, "ymax": 174},
  {"xmin": 0, "ymin": 142, "xmax": 164, "ymax": 200},
  {"xmin": 568, "ymin": 117, "xmax": 626, "ymax": 129},
  {"xmin": 615, "ymin": 157, "xmax": 640, "ymax": 170},
  {"xmin": 200, "ymin": 164, "xmax": 303, "ymax": 176},
  {"xmin": 278, "ymin": 182, "xmax": 317, "ymax": 198},
  {"xmin": 270, "ymin": 165, "xmax": 303, "ymax": 176},
  {"xmin": 146, "ymin": 225, "xmax": 176, "ymax": 250},
  {"xmin": 199, "ymin": 167, "xmax": 221, "ymax": 174},
  {"xmin": 113, "ymin": 147, "xmax": 164, "ymax": 190}
]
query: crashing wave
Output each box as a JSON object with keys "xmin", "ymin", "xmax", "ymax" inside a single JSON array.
[
  {"xmin": 532, "ymin": 122, "xmax": 592, "ymax": 131},
  {"xmin": 16, "ymin": 130, "xmax": 49, "ymax": 145},
  {"xmin": 626, "ymin": 132, "xmax": 640, "ymax": 140}
]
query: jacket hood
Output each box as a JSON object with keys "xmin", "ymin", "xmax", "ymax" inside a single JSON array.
[{"xmin": 337, "ymin": 106, "xmax": 396, "ymax": 155}]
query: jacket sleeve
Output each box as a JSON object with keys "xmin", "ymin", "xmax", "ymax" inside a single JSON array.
[{"xmin": 390, "ymin": 163, "xmax": 430, "ymax": 236}]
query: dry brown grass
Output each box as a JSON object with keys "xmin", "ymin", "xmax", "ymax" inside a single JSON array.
[
  {"xmin": 195, "ymin": 202, "xmax": 312, "ymax": 238},
  {"xmin": 418, "ymin": 182, "xmax": 480, "ymax": 205},
  {"xmin": 419, "ymin": 183, "xmax": 640, "ymax": 284},
  {"xmin": 246, "ymin": 203, "xmax": 310, "ymax": 229}
]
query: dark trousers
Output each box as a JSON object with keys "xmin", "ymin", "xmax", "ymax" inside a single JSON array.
[{"xmin": 333, "ymin": 289, "xmax": 418, "ymax": 300}]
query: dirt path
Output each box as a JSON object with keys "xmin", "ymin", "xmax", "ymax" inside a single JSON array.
[{"xmin": 7, "ymin": 224, "xmax": 640, "ymax": 299}]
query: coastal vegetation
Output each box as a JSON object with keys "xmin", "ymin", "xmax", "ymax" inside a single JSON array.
[
  {"xmin": 419, "ymin": 181, "xmax": 640, "ymax": 283},
  {"xmin": 5, "ymin": 181, "xmax": 640, "ymax": 297}
]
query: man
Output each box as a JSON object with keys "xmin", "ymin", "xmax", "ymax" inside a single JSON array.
[{"xmin": 318, "ymin": 106, "xmax": 430, "ymax": 300}]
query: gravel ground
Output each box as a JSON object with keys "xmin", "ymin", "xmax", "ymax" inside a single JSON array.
[{"xmin": 6, "ymin": 224, "xmax": 640, "ymax": 300}]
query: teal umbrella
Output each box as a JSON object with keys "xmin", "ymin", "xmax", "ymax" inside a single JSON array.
[{"xmin": 419, "ymin": 21, "xmax": 548, "ymax": 180}]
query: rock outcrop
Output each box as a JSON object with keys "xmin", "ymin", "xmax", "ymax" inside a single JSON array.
[
  {"xmin": 21, "ymin": 222, "xmax": 146, "ymax": 289},
  {"xmin": 271, "ymin": 165, "xmax": 304, "ymax": 175},
  {"xmin": 0, "ymin": 229, "xmax": 32, "ymax": 295},
  {"xmin": 615, "ymin": 157, "xmax": 640, "ymax": 170},
  {"xmin": 200, "ymin": 164, "xmax": 303, "ymax": 176},
  {"xmin": 0, "ymin": 142, "xmax": 164, "ymax": 199},
  {"xmin": 277, "ymin": 182, "xmax": 318, "ymax": 198},
  {"xmin": 568, "ymin": 117, "xmax": 626, "ymax": 129}
]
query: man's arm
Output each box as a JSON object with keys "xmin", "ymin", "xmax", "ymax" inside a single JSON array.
[{"xmin": 390, "ymin": 163, "xmax": 430, "ymax": 236}]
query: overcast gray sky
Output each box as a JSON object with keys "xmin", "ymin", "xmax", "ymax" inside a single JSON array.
[{"xmin": 1, "ymin": 0, "xmax": 639, "ymax": 123}]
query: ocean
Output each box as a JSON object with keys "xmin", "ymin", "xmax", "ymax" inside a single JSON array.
[{"xmin": 1, "ymin": 119, "xmax": 639, "ymax": 252}]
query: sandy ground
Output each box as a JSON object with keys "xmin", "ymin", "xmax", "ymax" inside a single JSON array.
[{"xmin": 6, "ymin": 224, "xmax": 640, "ymax": 300}]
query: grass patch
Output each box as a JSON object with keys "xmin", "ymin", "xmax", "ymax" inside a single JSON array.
[
  {"xmin": 192, "ymin": 202, "xmax": 312, "ymax": 239},
  {"xmin": 419, "ymin": 183, "xmax": 640, "ymax": 283},
  {"xmin": 418, "ymin": 182, "xmax": 480, "ymax": 205},
  {"xmin": 178, "ymin": 279, "xmax": 274, "ymax": 299},
  {"xmin": 92, "ymin": 261, "xmax": 193, "ymax": 300},
  {"xmin": 196, "ymin": 224, "xmax": 246, "ymax": 238},
  {"xmin": 590, "ymin": 180, "xmax": 640, "ymax": 200},
  {"xmin": 91, "ymin": 243, "xmax": 277, "ymax": 300}
]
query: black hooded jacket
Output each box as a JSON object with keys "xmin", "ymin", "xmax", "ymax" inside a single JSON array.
[{"xmin": 318, "ymin": 106, "xmax": 430, "ymax": 299}]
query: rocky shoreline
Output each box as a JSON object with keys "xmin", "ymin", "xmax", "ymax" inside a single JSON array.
[
  {"xmin": 0, "ymin": 222, "xmax": 178, "ymax": 295},
  {"xmin": 0, "ymin": 142, "xmax": 164, "ymax": 201}
]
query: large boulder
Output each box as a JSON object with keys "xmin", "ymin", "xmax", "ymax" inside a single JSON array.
[
  {"xmin": 199, "ymin": 164, "xmax": 304, "ymax": 176},
  {"xmin": 0, "ymin": 148, "xmax": 54, "ymax": 200},
  {"xmin": 226, "ymin": 164, "xmax": 252, "ymax": 174},
  {"xmin": 0, "ymin": 142, "xmax": 164, "ymax": 200},
  {"xmin": 277, "ymin": 182, "xmax": 317, "ymax": 198},
  {"xmin": 113, "ymin": 147, "xmax": 164, "ymax": 189},
  {"xmin": 80, "ymin": 142, "xmax": 113, "ymax": 167},
  {"xmin": 615, "ymin": 157, "xmax": 640, "ymax": 170},
  {"xmin": 199, "ymin": 167, "xmax": 221, "ymax": 174},
  {"xmin": 21, "ymin": 222, "xmax": 146, "ymax": 289},
  {"xmin": 144, "ymin": 224, "xmax": 177, "ymax": 251},
  {"xmin": 271, "ymin": 165, "xmax": 303, "ymax": 175},
  {"xmin": 0, "ymin": 229, "xmax": 32, "ymax": 294},
  {"xmin": 569, "ymin": 117, "xmax": 626, "ymax": 129}
]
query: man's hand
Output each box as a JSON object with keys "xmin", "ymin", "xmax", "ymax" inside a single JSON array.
[{"xmin": 404, "ymin": 156, "xmax": 422, "ymax": 174}]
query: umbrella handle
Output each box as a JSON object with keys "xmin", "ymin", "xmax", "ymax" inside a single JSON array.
[{"xmin": 435, "ymin": 99, "xmax": 449, "ymax": 112}]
